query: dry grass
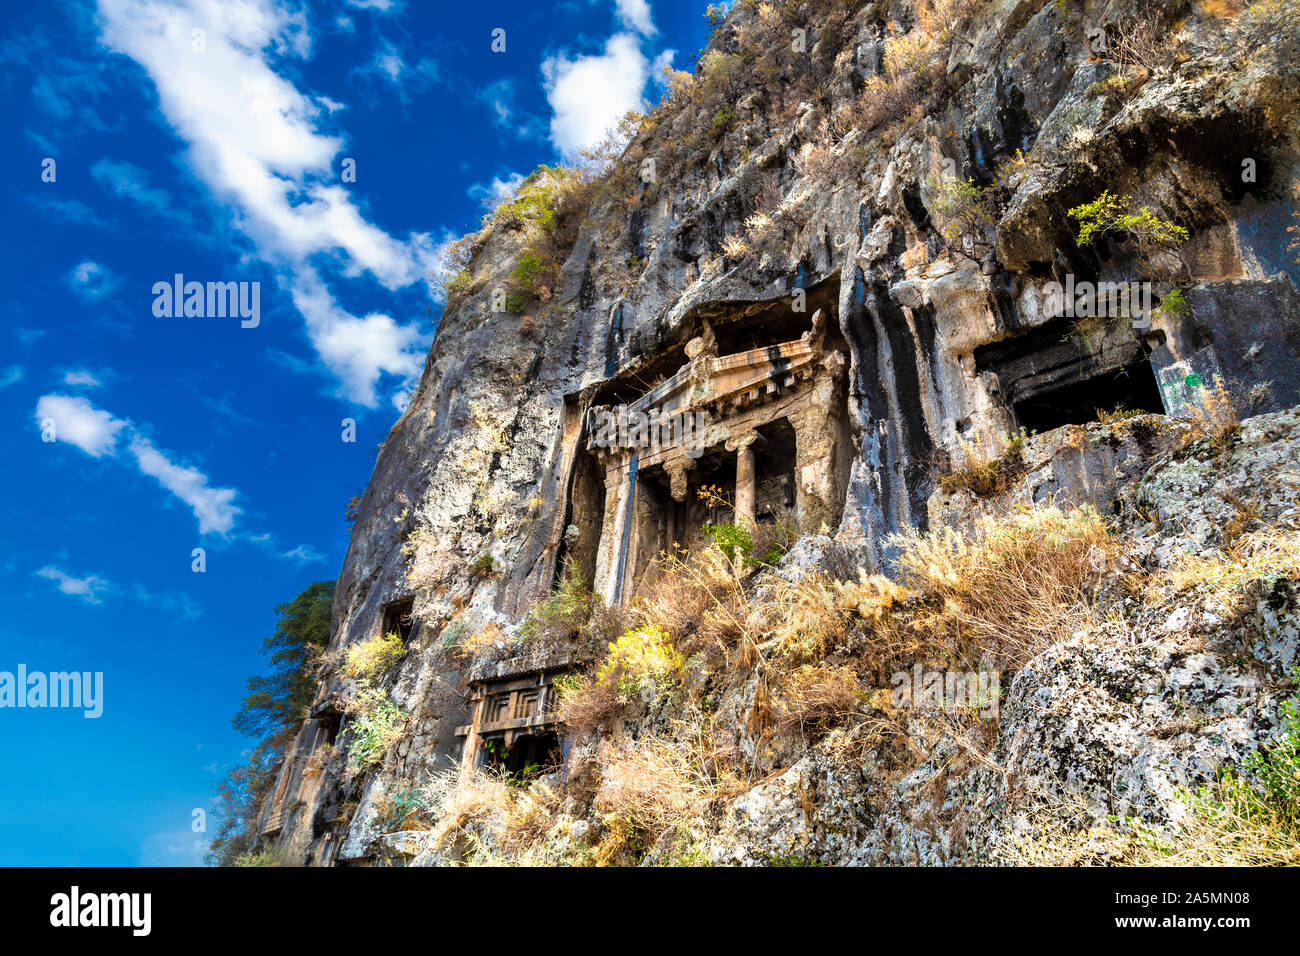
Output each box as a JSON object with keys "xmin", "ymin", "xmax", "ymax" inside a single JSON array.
[
  {"xmin": 753, "ymin": 572, "xmax": 849, "ymax": 663},
  {"xmin": 888, "ymin": 505, "xmax": 1119, "ymax": 671},
  {"xmin": 1156, "ymin": 527, "xmax": 1300, "ymax": 596},
  {"xmin": 633, "ymin": 546, "xmax": 750, "ymax": 664},
  {"xmin": 938, "ymin": 429, "xmax": 1030, "ymax": 497},
  {"xmin": 1183, "ymin": 373, "xmax": 1240, "ymax": 449},
  {"xmin": 453, "ymin": 621, "xmax": 504, "ymax": 660},
  {"xmin": 419, "ymin": 768, "xmax": 563, "ymax": 862},
  {"xmin": 592, "ymin": 719, "xmax": 747, "ymax": 863},
  {"xmin": 774, "ymin": 664, "xmax": 865, "ymax": 741},
  {"xmin": 555, "ymin": 671, "xmax": 629, "ymax": 740}
]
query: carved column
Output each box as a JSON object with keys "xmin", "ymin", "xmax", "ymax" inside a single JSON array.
[
  {"xmin": 593, "ymin": 456, "xmax": 633, "ymax": 605},
  {"xmin": 792, "ymin": 371, "xmax": 841, "ymax": 534},
  {"xmin": 730, "ymin": 433, "xmax": 758, "ymax": 529}
]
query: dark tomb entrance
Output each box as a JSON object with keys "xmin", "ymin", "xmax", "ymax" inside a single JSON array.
[{"xmin": 1012, "ymin": 358, "xmax": 1165, "ymax": 432}]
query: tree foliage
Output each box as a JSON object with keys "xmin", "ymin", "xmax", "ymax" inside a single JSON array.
[{"xmin": 207, "ymin": 580, "xmax": 334, "ymax": 866}]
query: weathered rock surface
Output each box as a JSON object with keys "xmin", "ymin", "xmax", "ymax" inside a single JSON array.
[{"xmin": 255, "ymin": 0, "xmax": 1300, "ymax": 865}]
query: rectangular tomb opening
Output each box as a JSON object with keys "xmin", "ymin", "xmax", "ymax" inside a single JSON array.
[
  {"xmin": 1012, "ymin": 358, "xmax": 1165, "ymax": 433},
  {"xmin": 455, "ymin": 673, "xmax": 563, "ymax": 776},
  {"xmin": 380, "ymin": 597, "xmax": 415, "ymax": 643},
  {"xmin": 975, "ymin": 317, "xmax": 1166, "ymax": 435}
]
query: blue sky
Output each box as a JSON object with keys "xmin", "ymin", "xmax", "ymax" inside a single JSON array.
[{"xmin": 0, "ymin": 0, "xmax": 712, "ymax": 865}]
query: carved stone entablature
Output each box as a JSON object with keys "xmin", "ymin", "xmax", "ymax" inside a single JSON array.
[{"xmin": 577, "ymin": 308, "xmax": 852, "ymax": 605}]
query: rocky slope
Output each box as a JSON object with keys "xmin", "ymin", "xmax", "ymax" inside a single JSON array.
[{"xmin": 255, "ymin": 0, "xmax": 1300, "ymax": 866}]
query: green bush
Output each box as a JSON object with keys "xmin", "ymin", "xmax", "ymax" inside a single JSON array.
[
  {"xmin": 519, "ymin": 562, "xmax": 597, "ymax": 641},
  {"xmin": 346, "ymin": 687, "xmax": 406, "ymax": 772},
  {"xmin": 231, "ymin": 848, "xmax": 287, "ymax": 867},
  {"xmin": 596, "ymin": 625, "xmax": 684, "ymax": 696},
  {"xmin": 342, "ymin": 631, "xmax": 405, "ymax": 682},
  {"xmin": 373, "ymin": 786, "xmax": 429, "ymax": 833},
  {"xmin": 1068, "ymin": 190, "xmax": 1188, "ymax": 253}
]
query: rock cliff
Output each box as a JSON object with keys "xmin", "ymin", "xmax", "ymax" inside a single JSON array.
[{"xmin": 255, "ymin": 0, "xmax": 1300, "ymax": 866}]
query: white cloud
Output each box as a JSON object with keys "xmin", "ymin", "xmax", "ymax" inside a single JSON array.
[
  {"xmin": 468, "ymin": 172, "xmax": 525, "ymax": 209},
  {"xmin": 281, "ymin": 543, "xmax": 326, "ymax": 564},
  {"xmin": 35, "ymin": 394, "xmax": 127, "ymax": 457},
  {"xmin": 289, "ymin": 267, "xmax": 425, "ymax": 408},
  {"xmin": 128, "ymin": 436, "xmax": 240, "ymax": 535},
  {"xmin": 542, "ymin": 33, "xmax": 649, "ymax": 158},
  {"xmin": 34, "ymin": 393, "xmax": 240, "ymax": 534},
  {"xmin": 0, "ymin": 366, "xmax": 23, "ymax": 388},
  {"xmin": 62, "ymin": 369, "xmax": 103, "ymax": 388},
  {"xmin": 68, "ymin": 260, "xmax": 116, "ymax": 301},
  {"xmin": 139, "ymin": 829, "xmax": 208, "ymax": 867},
  {"xmin": 35, "ymin": 566, "xmax": 115, "ymax": 604},
  {"xmin": 97, "ymin": 0, "xmax": 434, "ymax": 407},
  {"xmin": 90, "ymin": 158, "xmax": 174, "ymax": 217},
  {"xmin": 615, "ymin": 0, "xmax": 657, "ymax": 36}
]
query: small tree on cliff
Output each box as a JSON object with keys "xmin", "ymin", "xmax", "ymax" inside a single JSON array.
[{"xmin": 207, "ymin": 580, "xmax": 335, "ymax": 866}]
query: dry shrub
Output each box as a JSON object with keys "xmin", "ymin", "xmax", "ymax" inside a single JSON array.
[
  {"xmin": 775, "ymin": 664, "xmax": 864, "ymax": 741},
  {"xmin": 938, "ymin": 429, "xmax": 1030, "ymax": 497},
  {"xmin": 302, "ymin": 743, "xmax": 337, "ymax": 782},
  {"xmin": 1198, "ymin": 0, "xmax": 1247, "ymax": 15},
  {"xmin": 889, "ymin": 505, "xmax": 1118, "ymax": 671},
  {"xmin": 455, "ymin": 621, "xmax": 504, "ymax": 660},
  {"xmin": 753, "ymin": 573, "xmax": 850, "ymax": 663},
  {"xmin": 592, "ymin": 720, "xmax": 747, "ymax": 861},
  {"xmin": 852, "ymin": 63, "xmax": 944, "ymax": 132},
  {"xmin": 341, "ymin": 630, "xmax": 405, "ymax": 681},
  {"xmin": 422, "ymin": 768, "xmax": 561, "ymax": 861},
  {"xmin": 557, "ymin": 623, "xmax": 685, "ymax": 739},
  {"xmin": 633, "ymin": 546, "xmax": 750, "ymax": 662},
  {"xmin": 555, "ymin": 671, "xmax": 628, "ymax": 740},
  {"xmin": 1108, "ymin": 0, "xmax": 1183, "ymax": 74},
  {"xmin": 1157, "ymin": 527, "xmax": 1300, "ymax": 596},
  {"xmin": 1183, "ymin": 373, "xmax": 1240, "ymax": 449}
]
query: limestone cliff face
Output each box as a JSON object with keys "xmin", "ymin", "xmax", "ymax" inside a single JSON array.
[{"xmin": 257, "ymin": 0, "xmax": 1300, "ymax": 865}]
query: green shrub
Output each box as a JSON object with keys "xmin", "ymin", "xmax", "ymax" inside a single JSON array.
[
  {"xmin": 702, "ymin": 520, "xmax": 752, "ymax": 564},
  {"xmin": 346, "ymin": 687, "xmax": 406, "ymax": 773},
  {"xmin": 596, "ymin": 625, "xmax": 684, "ymax": 696},
  {"xmin": 519, "ymin": 562, "xmax": 598, "ymax": 641},
  {"xmin": 1158, "ymin": 287, "xmax": 1190, "ymax": 319},
  {"xmin": 231, "ymin": 848, "xmax": 288, "ymax": 867},
  {"xmin": 1127, "ymin": 682, "xmax": 1300, "ymax": 865},
  {"xmin": 373, "ymin": 786, "xmax": 430, "ymax": 833},
  {"xmin": 342, "ymin": 631, "xmax": 405, "ymax": 682},
  {"xmin": 1068, "ymin": 190, "xmax": 1188, "ymax": 272}
]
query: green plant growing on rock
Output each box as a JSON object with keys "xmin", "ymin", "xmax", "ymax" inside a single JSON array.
[
  {"xmin": 1068, "ymin": 190, "xmax": 1189, "ymax": 277},
  {"xmin": 342, "ymin": 631, "xmax": 405, "ymax": 682},
  {"xmin": 1126, "ymin": 682, "xmax": 1300, "ymax": 865},
  {"xmin": 1157, "ymin": 287, "xmax": 1190, "ymax": 319},
  {"xmin": 231, "ymin": 848, "xmax": 288, "ymax": 867},
  {"xmin": 519, "ymin": 561, "xmax": 599, "ymax": 641},
  {"xmin": 373, "ymin": 786, "xmax": 431, "ymax": 833},
  {"xmin": 345, "ymin": 686, "xmax": 407, "ymax": 773},
  {"xmin": 596, "ymin": 624, "xmax": 685, "ymax": 696},
  {"xmin": 471, "ymin": 553, "xmax": 496, "ymax": 579}
]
